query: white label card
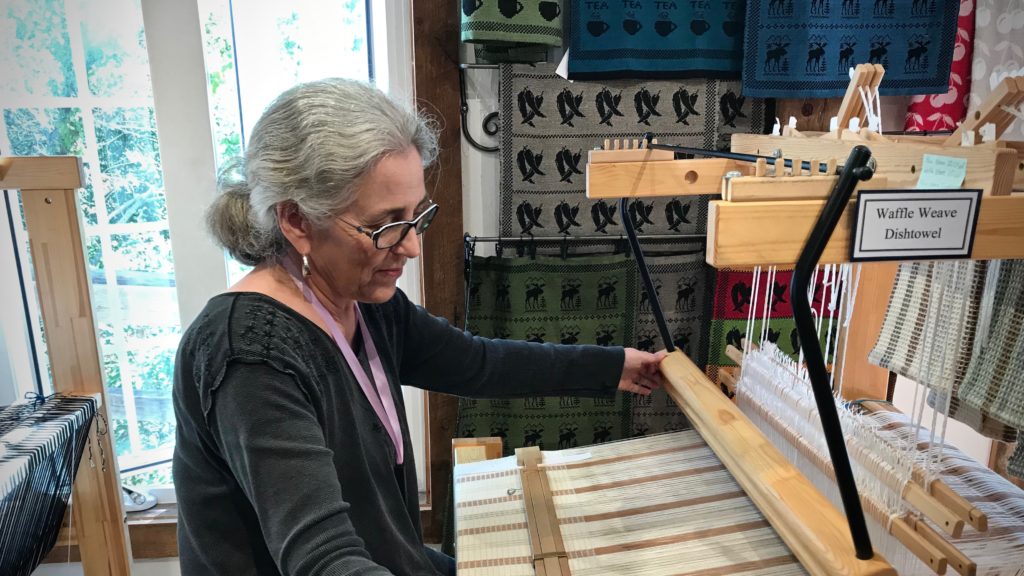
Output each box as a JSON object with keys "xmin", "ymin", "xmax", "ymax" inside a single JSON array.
[{"xmin": 851, "ymin": 190, "xmax": 982, "ymax": 262}]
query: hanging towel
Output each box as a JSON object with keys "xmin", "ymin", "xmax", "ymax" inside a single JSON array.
[
  {"xmin": 742, "ymin": 0, "xmax": 960, "ymax": 98},
  {"xmin": 905, "ymin": 0, "xmax": 975, "ymax": 131},
  {"xmin": 460, "ymin": 0, "xmax": 562, "ymax": 63},
  {"xmin": 498, "ymin": 62, "xmax": 768, "ymax": 240},
  {"xmin": 869, "ymin": 260, "xmax": 1018, "ymax": 441},
  {"xmin": 458, "ymin": 253, "xmax": 637, "ymax": 455},
  {"xmin": 565, "ymin": 0, "xmax": 744, "ymax": 79},
  {"xmin": 629, "ymin": 251, "xmax": 713, "ymax": 435},
  {"xmin": 969, "ymin": 0, "xmax": 1024, "ymax": 140},
  {"xmin": 705, "ymin": 269, "xmax": 838, "ymax": 395},
  {"xmin": 959, "ymin": 260, "xmax": 1024, "ymax": 430}
]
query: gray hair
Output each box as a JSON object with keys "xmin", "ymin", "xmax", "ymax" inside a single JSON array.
[{"xmin": 206, "ymin": 78, "xmax": 439, "ymax": 266}]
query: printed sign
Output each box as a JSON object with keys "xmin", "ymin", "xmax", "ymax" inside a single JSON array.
[{"xmin": 851, "ymin": 190, "xmax": 982, "ymax": 262}]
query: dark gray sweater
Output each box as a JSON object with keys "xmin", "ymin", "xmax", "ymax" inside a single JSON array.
[{"xmin": 172, "ymin": 290, "xmax": 624, "ymax": 575}]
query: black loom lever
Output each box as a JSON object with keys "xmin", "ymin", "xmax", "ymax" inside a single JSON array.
[
  {"xmin": 618, "ymin": 197, "xmax": 675, "ymax": 354},
  {"xmin": 791, "ymin": 144, "xmax": 876, "ymax": 560}
]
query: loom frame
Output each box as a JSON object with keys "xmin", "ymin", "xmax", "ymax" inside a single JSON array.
[{"xmin": 1, "ymin": 155, "xmax": 133, "ymax": 575}]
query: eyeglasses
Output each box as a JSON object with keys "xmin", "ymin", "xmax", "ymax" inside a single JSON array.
[{"xmin": 337, "ymin": 203, "xmax": 439, "ymax": 250}]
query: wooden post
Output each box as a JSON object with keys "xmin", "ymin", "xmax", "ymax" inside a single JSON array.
[
  {"xmin": 411, "ymin": 0, "xmax": 465, "ymax": 543},
  {"xmin": 838, "ymin": 263, "xmax": 898, "ymax": 401},
  {"xmin": 11, "ymin": 157, "xmax": 133, "ymax": 575}
]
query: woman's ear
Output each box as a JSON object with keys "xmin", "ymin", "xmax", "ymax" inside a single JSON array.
[{"xmin": 276, "ymin": 201, "xmax": 313, "ymax": 256}]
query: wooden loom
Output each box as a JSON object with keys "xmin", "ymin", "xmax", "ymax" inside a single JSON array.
[
  {"xmin": 453, "ymin": 68, "xmax": 1024, "ymax": 575},
  {"xmin": 0, "ymin": 156, "xmax": 132, "ymax": 575}
]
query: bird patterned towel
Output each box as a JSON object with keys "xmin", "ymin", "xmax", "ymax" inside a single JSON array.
[
  {"xmin": 742, "ymin": 0, "xmax": 960, "ymax": 98},
  {"xmin": 706, "ymin": 269, "xmax": 839, "ymax": 397},
  {"xmin": 499, "ymin": 62, "xmax": 768, "ymax": 240},
  {"xmin": 566, "ymin": 0, "xmax": 745, "ymax": 79}
]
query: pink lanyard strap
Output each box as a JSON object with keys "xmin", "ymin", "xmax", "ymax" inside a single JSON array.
[{"xmin": 284, "ymin": 261, "xmax": 404, "ymax": 464}]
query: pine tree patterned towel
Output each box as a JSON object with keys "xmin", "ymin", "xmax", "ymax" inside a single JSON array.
[
  {"xmin": 566, "ymin": 0, "xmax": 744, "ymax": 79},
  {"xmin": 742, "ymin": 0, "xmax": 960, "ymax": 98},
  {"xmin": 498, "ymin": 62, "xmax": 767, "ymax": 240},
  {"xmin": 959, "ymin": 260, "xmax": 1024, "ymax": 430},
  {"xmin": 460, "ymin": 0, "xmax": 562, "ymax": 63}
]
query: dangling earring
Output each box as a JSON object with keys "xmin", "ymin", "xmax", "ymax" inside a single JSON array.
[{"xmin": 301, "ymin": 254, "xmax": 311, "ymax": 278}]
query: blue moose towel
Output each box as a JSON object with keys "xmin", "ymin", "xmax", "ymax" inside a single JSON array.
[
  {"xmin": 742, "ymin": 0, "xmax": 960, "ymax": 98},
  {"xmin": 567, "ymin": 0, "xmax": 745, "ymax": 79}
]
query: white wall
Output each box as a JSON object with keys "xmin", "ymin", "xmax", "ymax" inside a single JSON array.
[
  {"xmin": 460, "ymin": 65, "xmax": 501, "ymax": 246},
  {"xmin": 891, "ymin": 374, "xmax": 992, "ymax": 465}
]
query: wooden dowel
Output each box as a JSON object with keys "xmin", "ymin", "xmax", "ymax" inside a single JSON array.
[
  {"xmin": 910, "ymin": 516, "xmax": 977, "ymax": 576},
  {"xmin": 891, "ymin": 517, "xmax": 949, "ymax": 575}
]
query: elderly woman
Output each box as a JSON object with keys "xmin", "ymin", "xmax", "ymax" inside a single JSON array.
[{"xmin": 173, "ymin": 78, "xmax": 666, "ymax": 576}]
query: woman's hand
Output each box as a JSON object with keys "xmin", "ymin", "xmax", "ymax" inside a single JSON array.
[{"xmin": 618, "ymin": 348, "xmax": 668, "ymax": 396}]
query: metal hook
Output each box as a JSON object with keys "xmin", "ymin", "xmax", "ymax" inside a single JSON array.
[{"xmin": 459, "ymin": 64, "xmax": 499, "ymax": 153}]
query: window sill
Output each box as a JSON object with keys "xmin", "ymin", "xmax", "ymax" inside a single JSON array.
[{"xmin": 44, "ymin": 500, "xmax": 438, "ymax": 561}]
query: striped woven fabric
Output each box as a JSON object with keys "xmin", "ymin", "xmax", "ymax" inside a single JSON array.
[
  {"xmin": 869, "ymin": 260, "xmax": 1018, "ymax": 441},
  {"xmin": 454, "ymin": 430, "xmax": 805, "ymax": 575},
  {"xmin": 959, "ymin": 260, "xmax": 1024, "ymax": 430}
]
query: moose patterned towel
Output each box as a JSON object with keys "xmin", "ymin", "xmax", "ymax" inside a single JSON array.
[
  {"xmin": 460, "ymin": 0, "xmax": 563, "ymax": 63},
  {"xmin": 499, "ymin": 62, "xmax": 767, "ymax": 239},
  {"xmin": 459, "ymin": 254, "xmax": 638, "ymax": 455},
  {"xmin": 742, "ymin": 0, "xmax": 960, "ymax": 98},
  {"xmin": 630, "ymin": 250, "xmax": 712, "ymax": 434},
  {"xmin": 566, "ymin": 0, "xmax": 744, "ymax": 79}
]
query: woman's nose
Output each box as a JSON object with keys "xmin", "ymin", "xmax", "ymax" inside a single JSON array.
[{"xmin": 393, "ymin": 227, "xmax": 421, "ymax": 258}]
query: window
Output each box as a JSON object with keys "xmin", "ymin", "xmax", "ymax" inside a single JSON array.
[{"xmin": 2, "ymin": 0, "xmax": 426, "ymax": 494}]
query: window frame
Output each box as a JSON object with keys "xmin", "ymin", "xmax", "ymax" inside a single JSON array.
[{"xmin": 141, "ymin": 0, "xmax": 428, "ymax": 502}]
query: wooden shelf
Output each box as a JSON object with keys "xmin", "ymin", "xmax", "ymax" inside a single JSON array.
[{"xmin": 707, "ymin": 195, "xmax": 1024, "ymax": 268}]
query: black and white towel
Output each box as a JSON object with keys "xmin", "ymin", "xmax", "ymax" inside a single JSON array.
[{"xmin": 499, "ymin": 62, "xmax": 768, "ymax": 240}]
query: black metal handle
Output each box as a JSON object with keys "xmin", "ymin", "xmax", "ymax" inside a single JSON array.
[
  {"xmin": 618, "ymin": 197, "xmax": 675, "ymax": 353},
  {"xmin": 790, "ymin": 144, "xmax": 876, "ymax": 559}
]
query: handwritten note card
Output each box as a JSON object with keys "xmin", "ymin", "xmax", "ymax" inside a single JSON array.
[{"xmin": 916, "ymin": 154, "xmax": 968, "ymax": 189}]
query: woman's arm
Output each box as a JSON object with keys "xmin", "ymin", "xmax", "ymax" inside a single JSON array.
[
  {"xmin": 207, "ymin": 360, "xmax": 392, "ymax": 575},
  {"xmin": 395, "ymin": 294, "xmax": 625, "ymax": 398}
]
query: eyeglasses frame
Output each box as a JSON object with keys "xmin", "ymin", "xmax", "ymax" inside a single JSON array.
[{"xmin": 337, "ymin": 202, "xmax": 439, "ymax": 250}]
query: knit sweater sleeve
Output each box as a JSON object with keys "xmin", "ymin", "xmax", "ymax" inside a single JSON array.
[
  {"xmin": 392, "ymin": 292, "xmax": 623, "ymax": 398},
  {"xmin": 206, "ymin": 359, "xmax": 393, "ymax": 576}
]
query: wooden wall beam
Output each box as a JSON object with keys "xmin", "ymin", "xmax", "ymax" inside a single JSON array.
[{"xmin": 410, "ymin": 0, "xmax": 464, "ymax": 544}]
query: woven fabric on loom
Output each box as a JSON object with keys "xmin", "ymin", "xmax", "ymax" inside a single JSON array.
[
  {"xmin": 706, "ymin": 269, "xmax": 837, "ymax": 393},
  {"xmin": 742, "ymin": 0, "xmax": 960, "ymax": 98},
  {"xmin": 460, "ymin": 254, "xmax": 638, "ymax": 454},
  {"xmin": 0, "ymin": 395, "xmax": 96, "ymax": 576},
  {"xmin": 498, "ymin": 62, "xmax": 768, "ymax": 239},
  {"xmin": 959, "ymin": 260, "xmax": 1024, "ymax": 430},
  {"xmin": 453, "ymin": 431, "xmax": 806, "ymax": 576},
  {"xmin": 565, "ymin": 1, "xmax": 744, "ymax": 79},
  {"xmin": 970, "ymin": 0, "xmax": 1024, "ymax": 140},
  {"xmin": 904, "ymin": 0, "xmax": 974, "ymax": 131},
  {"xmin": 460, "ymin": 0, "xmax": 562, "ymax": 63},
  {"xmin": 630, "ymin": 251, "xmax": 713, "ymax": 435}
]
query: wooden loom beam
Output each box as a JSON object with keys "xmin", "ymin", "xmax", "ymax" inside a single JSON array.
[
  {"xmin": 4, "ymin": 156, "xmax": 133, "ymax": 575},
  {"xmin": 660, "ymin": 350, "xmax": 897, "ymax": 575},
  {"xmin": 706, "ymin": 195, "xmax": 1024, "ymax": 268}
]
